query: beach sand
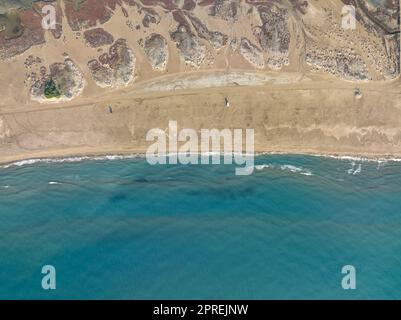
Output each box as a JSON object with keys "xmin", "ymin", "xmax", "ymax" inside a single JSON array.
[{"xmin": 1, "ymin": 70, "xmax": 401, "ymax": 165}]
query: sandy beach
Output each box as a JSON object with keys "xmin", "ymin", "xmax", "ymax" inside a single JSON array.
[{"xmin": 1, "ymin": 70, "xmax": 401, "ymax": 166}]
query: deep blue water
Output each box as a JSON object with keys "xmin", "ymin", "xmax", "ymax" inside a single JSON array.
[{"xmin": 0, "ymin": 155, "xmax": 401, "ymax": 299}]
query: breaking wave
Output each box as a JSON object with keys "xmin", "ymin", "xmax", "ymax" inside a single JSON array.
[
  {"xmin": 254, "ymin": 163, "xmax": 313, "ymax": 176},
  {"xmin": 1, "ymin": 154, "xmax": 144, "ymax": 169}
]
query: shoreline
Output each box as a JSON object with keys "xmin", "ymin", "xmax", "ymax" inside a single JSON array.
[{"xmin": 2, "ymin": 147, "xmax": 401, "ymax": 169}]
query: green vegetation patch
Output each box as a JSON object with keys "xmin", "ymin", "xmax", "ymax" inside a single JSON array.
[{"xmin": 44, "ymin": 79, "xmax": 61, "ymax": 99}]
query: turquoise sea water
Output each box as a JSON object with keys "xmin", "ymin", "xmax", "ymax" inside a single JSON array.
[{"xmin": 0, "ymin": 154, "xmax": 401, "ymax": 299}]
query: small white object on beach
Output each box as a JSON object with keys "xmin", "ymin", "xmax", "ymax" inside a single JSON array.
[{"xmin": 225, "ymin": 97, "xmax": 230, "ymax": 108}]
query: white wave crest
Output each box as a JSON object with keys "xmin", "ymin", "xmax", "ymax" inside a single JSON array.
[
  {"xmin": 1, "ymin": 154, "xmax": 144, "ymax": 169},
  {"xmin": 314, "ymin": 154, "xmax": 401, "ymax": 163},
  {"xmin": 255, "ymin": 163, "xmax": 313, "ymax": 176},
  {"xmin": 254, "ymin": 152, "xmax": 401, "ymax": 163}
]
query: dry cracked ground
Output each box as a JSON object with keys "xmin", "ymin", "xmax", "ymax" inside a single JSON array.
[{"xmin": 0, "ymin": 0, "xmax": 399, "ymax": 102}]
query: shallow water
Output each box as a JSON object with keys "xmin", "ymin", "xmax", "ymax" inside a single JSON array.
[{"xmin": 0, "ymin": 154, "xmax": 401, "ymax": 299}]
